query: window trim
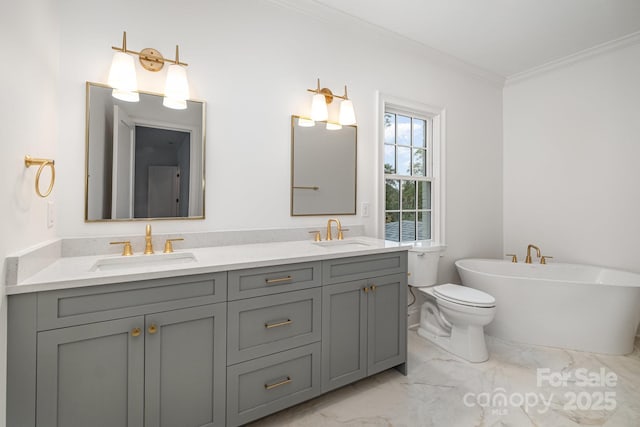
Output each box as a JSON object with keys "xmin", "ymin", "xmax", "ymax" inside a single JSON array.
[{"xmin": 376, "ymin": 92, "xmax": 446, "ymax": 244}]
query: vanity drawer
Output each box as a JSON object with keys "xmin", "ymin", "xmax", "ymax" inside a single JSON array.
[
  {"xmin": 226, "ymin": 342, "xmax": 321, "ymax": 427},
  {"xmin": 37, "ymin": 272, "xmax": 227, "ymax": 330},
  {"xmin": 323, "ymin": 252, "xmax": 407, "ymax": 285},
  {"xmin": 227, "ymin": 288, "xmax": 321, "ymax": 364},
  {"xmin": 227, "ymin": 262, "xmax": 321, "ymax": 300}
]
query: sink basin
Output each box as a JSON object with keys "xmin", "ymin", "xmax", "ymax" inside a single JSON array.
[
  {"xmin": 312, "ymin": 239, "xmax": 373, "ymax": 248},
  {"xmin": 90, "ymin": 252, "xmax": 197, "ymax": 272}
]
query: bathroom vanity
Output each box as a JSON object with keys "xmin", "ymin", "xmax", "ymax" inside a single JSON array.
[{"xmin": 6, "ymin": 238, "xmax": 408, "ymax": 427}]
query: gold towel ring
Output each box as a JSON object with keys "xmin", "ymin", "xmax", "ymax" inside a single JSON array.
[{"xmin": 24, "ymin": 155, "xmax": 56, "ymax": 198}]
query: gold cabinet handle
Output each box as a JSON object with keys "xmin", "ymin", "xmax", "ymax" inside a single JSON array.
[
  {"xmin": 370, "ymin": 284, "xmax": 377, "ymax": 292},
  {"xmin": 131, "ymin": 327, "xmax": 141, "ymax": 337},
  {"xmin": 265, "ymin": 319, "xmax": 292, "ymax": 329},
  {"xmin": 110, "ymin": 241, "xmax": 134, "ymax": 256},
  {"xmin": 363, "ymin": 286, "xmax": 370, "ymax": 293},
  {"xmin": 264, "ymin": 376, "xmax": 291, "ymax": 390},
  {"xmin": 265, "ymin": 276, "xmax": 292, "ymax": 284},
  {"xmin": 148, "ymin": 324, "xmax": 158, "ymax": 335}
]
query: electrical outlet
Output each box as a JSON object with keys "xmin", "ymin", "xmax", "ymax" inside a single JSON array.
[
  {"xmin": 361, "ymin": 202, "xmax": 370, "ymax": 217},
  {"xmin": 47, "ymin": 201, "xmax": 55, "ymax": 228}
]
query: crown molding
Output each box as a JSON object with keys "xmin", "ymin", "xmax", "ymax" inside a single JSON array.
[
  {"xmin": 267, "ymin": 0, "xmax": 506, "ymax": 87},
  {"xmin": 506, "ymin": 31, "xmax": 640, "ymax": 86}
]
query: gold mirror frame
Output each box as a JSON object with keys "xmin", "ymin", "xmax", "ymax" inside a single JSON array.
[
  {"xmin": 290, "ymin": 115, "xmax": 358, "ymax": 216},
  {"xmin": 84, "ymin": 82, "xmax": 206, "ymax": 222}
]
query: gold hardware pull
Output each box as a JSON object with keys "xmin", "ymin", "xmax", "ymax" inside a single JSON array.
[
  {"xmin": 363, "ymin": 286, "xmax": 370, "ymax": 293},
  {"xmin": 148, "ymin": 324, "xmax": 158, "ymax": 335},
  {"xmin": 131, "ymin": 327, "xmax": 141, "ymax": 337},
  {"xmin": 24, "ymin": 155, "xmax": 56, "ymax": 198},
  {"xmin": 265, "ymin": 276, "xmax": 293, "ymax": 284},
  {"xmin": 110, "ymin": 241, "xmax": 134, "ymax": 256},
  {"xmin": 505, "ymin": 254, "xmax": 518, "ymax": 263},
  {"xmin": 370, "ymin": 284, "xmax": 377, "ymax": 292},
  {"xmin": 265, "ymin": 319, "xmax": 292, "ymax": 329},
  {"xmin": 293, "ymin": 186, "xmax": 319, "ymax": 190},
  {"xmin": 264, "ymin": 376, "xmax": 292, "ymax": 390},
  {"xmin": 163, "ymin": 238, "xmax": 184, "ymax": 253},
  {"xmin": 540, "ymin": 255, "xmax": 553, "ymax": 264},
  {"xmin": 308, "ymin": 231, "xmax": 321, "ymax": 242}
]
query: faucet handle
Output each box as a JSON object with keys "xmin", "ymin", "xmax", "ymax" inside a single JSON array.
[
  {"xmin": 163, "ymin": 238, "xmax": 184, "ymax": 254},
  {"xmin": 308, "ymin": 231, "xmax": 321, "ymax": 242},
  {"xmin": 337, "ymin": 228, "xmax": 349, "ymax": 240},
  {"xmin": 540, "ymin": 255, "xmax": 553, "ymax": 264},
  {"xmin": 111, "ymin": 241, "xmax": 134, "ymax": 256},
  {"xmin": 505, "ymin": 253, "xmax": 518, "ymax": 263}
]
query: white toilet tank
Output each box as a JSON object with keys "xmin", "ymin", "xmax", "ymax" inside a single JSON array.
[{"xmin": 408, "ymin": 248, "xmax": 441, "ymax": 287}]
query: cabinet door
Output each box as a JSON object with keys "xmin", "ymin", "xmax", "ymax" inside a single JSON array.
[
  {"xmin": 367, "ymin": 273, "xmax": 407, "ymax": 376},
  {"xmin": 321, "ymin": 280, "xmax": 367, "ymax": 393},
  {"xmin": 145, "ymin": 304, "xmax": 226, "ymax": 427},
  {"xmin": 37, "ymin": 316, "xmax": 145, "ymax": 427}
]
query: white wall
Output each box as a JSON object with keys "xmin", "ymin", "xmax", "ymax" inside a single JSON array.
[
  {"xmin": 504, "ymin": 42, "xmax": 640, "ymax": 272},
  {"xmin": 0, "ymin": 0, "xmax": 59, "ymax": 424},
  {"xmin": 2, "ymin": 0, "xmax": 503, "ymax": 419},
  {"xmin": 54, "ymin": 0, "xmax": 503, "ymax": 282}
]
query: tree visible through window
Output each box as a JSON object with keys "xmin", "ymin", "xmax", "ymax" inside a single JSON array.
[{"xmin": 384, "ymin": 110, "xmax": 432, "ymax": 242}]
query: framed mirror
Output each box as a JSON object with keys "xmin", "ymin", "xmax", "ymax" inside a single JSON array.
[
  {"xmin": 85, "ymin": 82, "xmax": 205, "ymax": 221},
  {"xmin": 291, "ymin": 115, "xmax": 357, "ymax": 216}
]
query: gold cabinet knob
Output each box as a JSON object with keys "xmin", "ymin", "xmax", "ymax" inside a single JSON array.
[
  {"xmin": 370, "ymin": 284, "xmax": 377, "ymax": 292},
  {"xmin": 148, "ymin": 324, "xmax": 158, "ymax": 335},
  {"xmin": 131, "ymin": 327, "xmax": 141, "ymax": 337},
  {"xmin": 363, "ymin": 287, "xmax": 370, "ymax": 293}
]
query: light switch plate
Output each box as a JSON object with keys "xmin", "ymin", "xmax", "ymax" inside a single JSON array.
[{"xmin": 361, "ymin": 202, "xmax": 370, "ymax": 217}]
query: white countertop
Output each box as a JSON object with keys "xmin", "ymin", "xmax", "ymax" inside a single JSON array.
[{"xmin": 6, "ymin": 237, "xmax": 414, "ymax": 295}]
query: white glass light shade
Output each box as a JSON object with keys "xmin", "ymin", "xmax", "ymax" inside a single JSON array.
[
  {"xmin": 108, "ymin": 51, "xmax": 139, "ymax": 102},
  {"xmin": 326, "ymin": 122, "xmax": 342, "ymax": 130},
  {"xmin": 339, "ymin": 99, "xmax": 356, "ymax": 125},
  {"xmin": 310, "ymin": 93, "xmax": 328, "ymax": 121},
  {"xmin": 163, "ymin": 64, "xmax": 190, "ymax": 110},
  {"xmin": 297, "ymin": 117, "xmax": 315, "ymax": 127}
]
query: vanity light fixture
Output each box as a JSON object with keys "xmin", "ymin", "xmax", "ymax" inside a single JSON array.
[
  {"xmin": 108, "ymin": 31, "xmax": 190, "ymax": 109},
  {"xmin": 307, "ymin": 78, "xmax": 357, "ymax": 126}
]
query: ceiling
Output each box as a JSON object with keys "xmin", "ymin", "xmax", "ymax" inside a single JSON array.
[{"xmin": 313, "ymin": 0, "xmax": 640, "ymax": 78}]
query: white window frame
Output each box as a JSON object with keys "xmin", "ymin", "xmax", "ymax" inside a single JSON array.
[{"xmin": 376, "ymin": 92, "xmax": 446, "ymax": 244}]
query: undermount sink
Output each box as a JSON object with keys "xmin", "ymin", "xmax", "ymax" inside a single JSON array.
[
  {"xmin": 312, "ymin": 239, "xmax": 372, "ymax": 248},
  {"xmin": 90, "ymin": 251, "xmax": 197, "ymax": 272}
]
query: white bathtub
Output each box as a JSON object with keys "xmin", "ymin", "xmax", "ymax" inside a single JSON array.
[{"xmin": 455, "ymin": 259, "xmax": 640, "ymax": 355}]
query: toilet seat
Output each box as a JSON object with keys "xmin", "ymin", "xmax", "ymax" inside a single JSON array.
[{"xmin": 433, "ymin": 284, "xmax": 495, "ymax": 308}]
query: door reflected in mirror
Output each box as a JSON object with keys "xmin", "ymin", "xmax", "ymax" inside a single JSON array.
[
  {"xmin": 291, "ymin": 116, "xmax": 357, "ymax": 216},
  {"xmin": 85, "ymin": 82, "xmax": 205, "ymax": 221}
]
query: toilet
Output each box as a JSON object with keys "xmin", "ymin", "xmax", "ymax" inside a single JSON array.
[{"xmin": 409, "ymin": 248, "xmax": 496, "ymax": 363}]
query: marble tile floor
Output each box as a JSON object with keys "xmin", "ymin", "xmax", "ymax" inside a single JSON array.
[{"xmin": 250, "ymin": 330, "xmax": 640, "ymax": 427}]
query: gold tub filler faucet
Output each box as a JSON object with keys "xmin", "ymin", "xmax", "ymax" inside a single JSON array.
[{"xmin": 506, "ymin": 244, "xmax": 553, "ymax": 264}]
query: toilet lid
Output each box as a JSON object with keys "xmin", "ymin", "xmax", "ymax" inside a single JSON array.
[{"xmin": 433, "ymin": 284, "xmax": 495, "ymax": 308}]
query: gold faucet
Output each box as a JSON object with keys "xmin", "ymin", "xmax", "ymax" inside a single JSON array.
[
  {"xmin": 326, "ymin": 218, "xmax": 343, "ymax": 241},
  {"xmin": 525, "ymin": 244, "xmax": 541, "ymax": 264},
  {"xmin": 144, "ymin": 224, "xmax": 154, "ymax": 254}
]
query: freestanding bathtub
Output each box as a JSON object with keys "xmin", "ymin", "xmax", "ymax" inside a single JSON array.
[{"xmin": 455, "ymin": 259, "xmax": 640, "ymax": 355}]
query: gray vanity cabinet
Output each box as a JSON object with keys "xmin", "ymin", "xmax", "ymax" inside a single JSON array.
[
  {"xmin": 36, "ymin": 317, "xmax": 145, "ymax": 427},
  {"xmin": 36, "ymin": 304, "xmax": 226, "ymax": 427},
  {"xmin": 8, "ymin": 272, "xmax": 228, "ymax": 427},
  {"xmin": 321, "ymin": 252, "xmax": 407, "ymax": 394}
]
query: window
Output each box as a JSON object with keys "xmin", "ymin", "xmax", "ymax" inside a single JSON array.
[{"xmin": 380, "ymin": 99, "xmax": 444, "ymax": 243}]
